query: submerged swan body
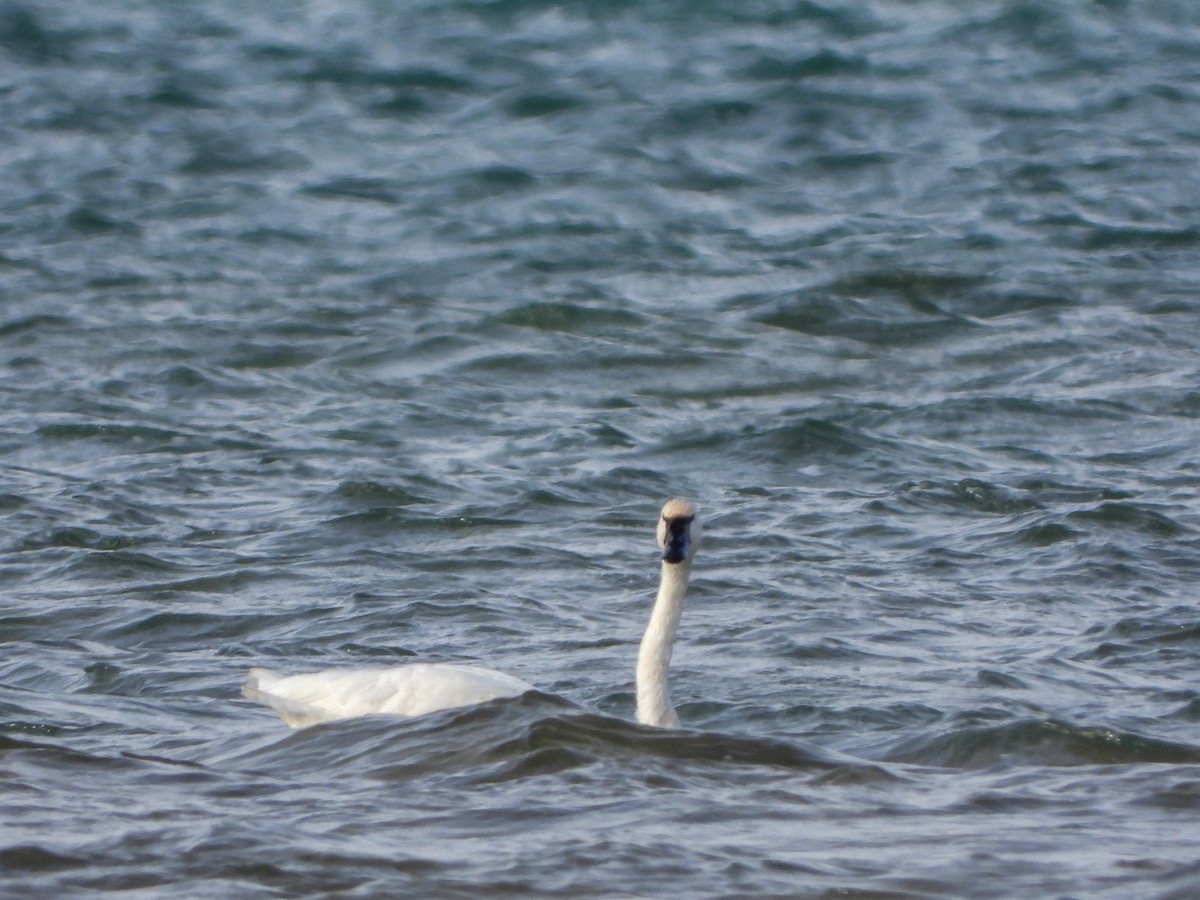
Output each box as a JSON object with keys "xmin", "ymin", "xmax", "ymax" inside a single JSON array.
[{"xmin": 243, "ymin": 498, "xmax": 699, "ymax": 728}]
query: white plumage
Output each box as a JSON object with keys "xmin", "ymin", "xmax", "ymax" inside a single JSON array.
[
  {"xmin": 242, "ymin": 663, "xmax": 533, "ymax": 728},
  {"xmin": 243, "ymin": 498, "xmax": 700, "ymax": 728}
]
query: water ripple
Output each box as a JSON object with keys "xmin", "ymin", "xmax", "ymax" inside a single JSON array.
[{"xmin": 4, "ymin": 0, "xmax": 1200, "ymax": 896}]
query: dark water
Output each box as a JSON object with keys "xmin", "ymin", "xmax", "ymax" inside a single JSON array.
[{"xmin": 3, "ymin": 0, "xmax": 1200, "ymax": 896}]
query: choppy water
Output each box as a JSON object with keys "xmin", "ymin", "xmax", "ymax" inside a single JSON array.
[{"xmin": 3, "ymin": 1, "xmax": 1200, "ymax": 896}]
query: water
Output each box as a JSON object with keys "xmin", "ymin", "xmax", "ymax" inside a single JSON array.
[{"xmin": 3, "ymin": 0, "xmax": 1200, "ymax": 896}]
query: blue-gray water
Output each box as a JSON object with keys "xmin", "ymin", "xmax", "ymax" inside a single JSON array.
[{"xmin": 3, "ymin": 1, "xmax": 1200, "ymax": 896}]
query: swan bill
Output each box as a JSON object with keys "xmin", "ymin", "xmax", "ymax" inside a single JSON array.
[
  {"xmin": 662, "ymin": 517, "xmax": 691, "ymax": 564},
  {"xmin": 658, "ymin": 497, "xmax": 698, "ymax": 565}
]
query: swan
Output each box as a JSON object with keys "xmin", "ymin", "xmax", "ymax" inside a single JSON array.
[{"xmin": 242, "ymin": 497, "xmax": 700, "ymax": 729}]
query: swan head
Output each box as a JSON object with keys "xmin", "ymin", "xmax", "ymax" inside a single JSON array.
[{"xmin": 657, "ymin": 497, "xmax": 700, "ymax": 565}]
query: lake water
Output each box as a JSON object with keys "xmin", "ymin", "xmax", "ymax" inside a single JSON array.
[{"xmin": 2, "ymin": 1, "xmax": 1200, "ymax": 896}]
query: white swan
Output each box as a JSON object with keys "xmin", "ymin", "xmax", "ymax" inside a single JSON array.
[{"xmin": 243, "ymin": 498, "xmax": 700, "ymax": 729}]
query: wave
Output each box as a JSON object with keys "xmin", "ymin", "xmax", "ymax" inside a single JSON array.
[
  {"xmin": 220, "ymin": 693, "xmax": 882, "ymax": 785},
  {"xmin": 883, "ymin": 718, "xmax": 1200, "ymax": 769}
]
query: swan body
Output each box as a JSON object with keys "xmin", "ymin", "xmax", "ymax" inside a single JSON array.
[
  {"xmin": 243, "ymin": 498, "xmax": 700, "ymax": 729},
  {"xmin": 242, "ymin": 663, "xmax": 533, "ymax": 728}
]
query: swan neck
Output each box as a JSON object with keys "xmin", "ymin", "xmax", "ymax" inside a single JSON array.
[{"xmin": 636, "ymin": 559, "xmax": 691, "ymax": 728}]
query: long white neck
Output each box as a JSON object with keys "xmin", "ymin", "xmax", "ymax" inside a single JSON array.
[{"xmin": 636, "ymin": 559, "xmax": 691, "ymax": 728}]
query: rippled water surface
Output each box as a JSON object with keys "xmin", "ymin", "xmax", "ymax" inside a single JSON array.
[{"xmin": 3, "ymin": 1, "xmax": 1200, "ymax": 896}]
